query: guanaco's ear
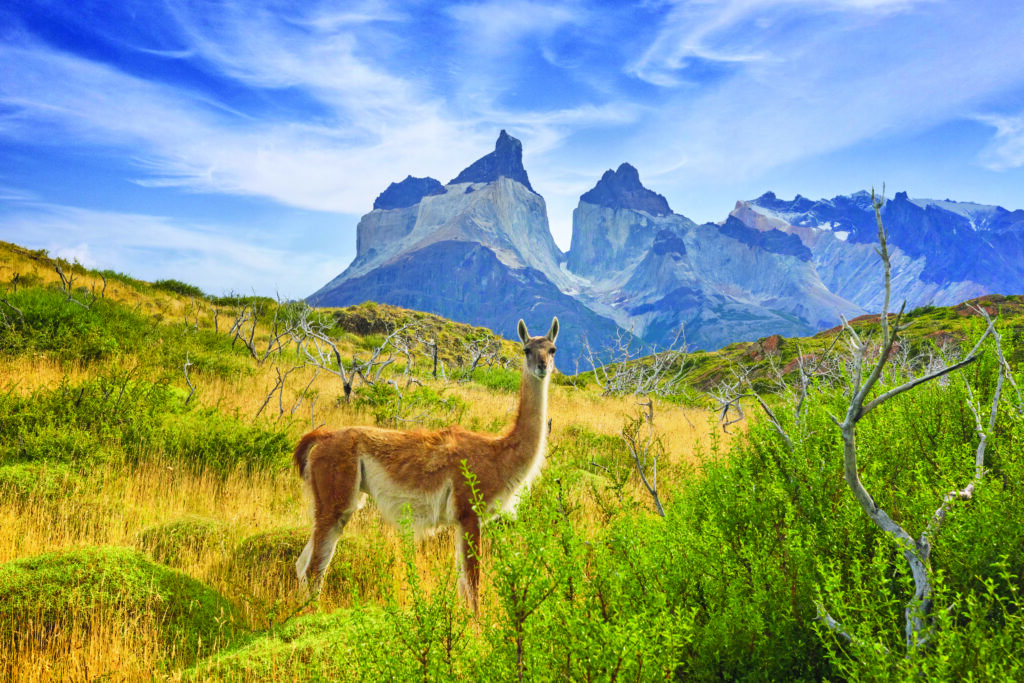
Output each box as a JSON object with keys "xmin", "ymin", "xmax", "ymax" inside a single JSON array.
[
  {"xmin": 546, "ymin": 317, "xmax": 559, "ymax": 343},
  {"xmin": 517, "ymin": 319, "xmax": 530, "ymax": 345}
]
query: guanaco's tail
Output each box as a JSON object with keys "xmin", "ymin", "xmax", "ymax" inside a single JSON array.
[{"xmin": 293, "ymin": 428, "xmax": 331, "ymax": 478}]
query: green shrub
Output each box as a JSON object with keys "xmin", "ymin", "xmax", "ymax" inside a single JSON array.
[
  {"xmin": 153, "ymin": 279, "xmax": 206, "ymax": 299},
  {"xmin": 0, "ymin": 375, "xmax": 290, "ymax": 476},
  {"xmin": 186, "ymin": 609, "xmax": 401, "ymax": 680},
  {"xmin": 156, "ymin": 411, "xmax": 291, "ymax": 476},
  {"xmin": 0, "ymin": 462, "xmax": 79, "ymax": 500},
  {"xmin": 0, "ymin": 547, "xmax": 239, "ymax": 662},
  {"xmin": 0, "ymin": 288, "xmax": 138, "ymax": 361},
  {"xmin": 472, "ymin": 365, "xmax": 520, "ymax": 392},
  {"xmin": 354, "ymin": 383, "xmax": 467, "ymax": 428},
  {"xmin": 209, "ymin": 294, "xmax": 274, "ymax": 308}
]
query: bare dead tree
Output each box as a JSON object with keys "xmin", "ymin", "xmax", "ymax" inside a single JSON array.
[
  {"xmin": 294, "ymin": 306, "xmax": 410, "ymax": 401},
  {"xmin": 297, "ymin": 315, "xmax": 356, "ymax": 402},
  {"xmin": 458, "ymin": 335, "xmax": 501, "ymax": 382},
  {"xmin": 0, "ymin": 296, "xmax": 24, "ymax": 320},
  {"xmin": 620, "ymin": 410, "xmax": 666, "ymax": 517},
  {"xmin": 816, "ymin": 189, "xmax": 1000, "ymax": 655},
  {"xmin": 229, "ymin": 296, "xmax": 301, "ymax": 366},
  {"xmin": 388, "ymin": 325, "xmax": 420, "ymax": 380},
  {"xmin": 582, "ymin": 326, "xmax": 689, "ymax": 398},
  {"xmin": 713, "ymin": 333, "xmax": 843, "ymax": 448},
  {"xmin": 93, "ymin": 272, "xmax": 107, "ymax": 300},
  {"xmin": 54, "ymin": 260, "xmax": 96, "ymax": 309},
  {"xmin": 183, "ymin": 352, "xmax": 196, "ymax": 406},
  {"xmin": 255, "ymin": 365, "xmax": 302, "ymax": 419},
  {"xmin": 183, "ymin": 296, "xmax": 201, "ymax": 334},
  {"xmin": 415, "ymin": 334, "xmax": 448, "ymax": 380},
  {"xmin": 351, "ymin": 324, "xmax": 408, "ymax": 385}
]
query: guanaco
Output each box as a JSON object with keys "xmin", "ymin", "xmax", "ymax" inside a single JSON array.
[{"xmin": 293, "ymin": 317, "xmax": 559, "ymax": 611}]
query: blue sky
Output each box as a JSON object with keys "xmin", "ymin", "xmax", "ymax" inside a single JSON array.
[{"xmin": 2, "ymin": 0, "xmax": 1024, "ymax": 298}]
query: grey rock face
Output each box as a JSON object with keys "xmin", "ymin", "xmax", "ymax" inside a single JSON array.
[
  {"xmin": 566, "ymin": 203, "xmax": 693, "ymax": 282},
  {"xmin": 307, "ymin": 240, "xmax": 616, "ymax": 362},
  {"xmin": 729, "ymin": 191, "xmax": 1024, "ymax": 311}
]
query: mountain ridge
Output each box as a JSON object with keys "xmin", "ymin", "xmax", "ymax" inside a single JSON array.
[{"xmin": 309, "ymin": 132, "xmax": 1024, "ymax": 359}]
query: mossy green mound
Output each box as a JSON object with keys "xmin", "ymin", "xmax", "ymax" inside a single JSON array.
[
  {"xmin": 0, "ymin": 462, "xmax": 81, "ymax": 500},
  {"xmin": 136, "ymin": 516, "xmax": 231, "ymax": 569},
  {"xmin": 0, "ymin": 546, "xmax": 240, "ymax": 659},
  {"xmin": 186, "ymin": 609, "xmax": 393, "ymax": 680}
]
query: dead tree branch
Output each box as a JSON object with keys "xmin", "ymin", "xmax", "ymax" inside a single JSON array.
[
  {"xmin": 823, "ymin": 188, "xmax": 998, "ymax": 654},
  {"xmin": 620, "ymin": 411, "xmax": 666, "ymax": 517},
  {"xmin": 183, "ymin": 352, "xmax": 196, "ymax": 406},
  {"xmin": 230, "ymin": 296, "xmax": 300, "ymax": 366},
  {"xmin": 582, "ymin": 327, "xmax": 689, "ymax": 398},
  {"xmin": 458, "ymin": 335, "xmax": 501, "ymax": 382},
  {"xmin": 55, "ymin": 260, "xmax": 96, "ymax": 309},
  {"xmin": 255, "ymin": 365, "xmax": 302, "ymax": 419}
]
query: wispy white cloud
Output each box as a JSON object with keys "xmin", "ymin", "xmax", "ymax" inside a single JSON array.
[
  {"xmin": 975, "ymin": 113, "xmax": 1024, "ymax": 171},
  {"xmin": 629, "ymin": 0, "xmax": 934, "ymax": 86},
  {"xmin": 446, "ymin": 1, "xmax": 580, "ymax": 57},
  {"xmin": 1, "ymin": 0, "xmax": 1023, "ymax": 289},
  {"xmin": 0, "ymin": 34, "xmax": 484, "ymax": 214},
  {"xmin": 622, "ymin": 1, "xmax": 1024, "ymax": 188}
]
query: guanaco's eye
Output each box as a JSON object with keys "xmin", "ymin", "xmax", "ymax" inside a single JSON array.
[
  {"xmin": 524, "ymin": 348, "xmax": 531, "ymax": 356},
  {"xmin": 551, "ymin": 347, "xmax": 557, "ymax": 354}
]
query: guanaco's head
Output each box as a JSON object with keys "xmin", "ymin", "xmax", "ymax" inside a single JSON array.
[{"xmin": 517, "ymin": 317, "xmax": 559, "ymax": 381}]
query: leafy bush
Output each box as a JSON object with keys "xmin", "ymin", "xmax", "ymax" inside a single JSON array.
[
  {"xmin": 0, "ymin": 462, "xmax": 79, "ymax": 501},
  {"xmin": 185, "ymin": 609, "xmax": 400, "ymax": 680},
  {"xmin": 156, "ymin": 410, "xmax": 291, "ymax": 475},
  {"xmin": 209, "ymin": 294, "xmax": 274, "ymax": 308},
  {"xmin": 153, "ymin": 278, "xmax": 206, "ymax": 299},
  {"xmin": 0, "ymin": 288, "xmax": 141, "ymax": 361},
  {"xmin": 472, "ymin": 365, "xmax": 520, "ymax": 392},
  {"xmin": 0, "ymin": 375, "xmax": 290, "ymax": 475}
]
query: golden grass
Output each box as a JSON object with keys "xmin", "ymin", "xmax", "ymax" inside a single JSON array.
[{"xmin": 1, "ymin": 607, "xmax": 165, "ymax": 682}]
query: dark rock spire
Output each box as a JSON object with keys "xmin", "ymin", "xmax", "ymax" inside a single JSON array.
[
  {"xmin": 449, "ymin": 130, "xmax": 534, "ymax": 192},
  {"xmin": 579, "ymin": 163, "xmax": 671, "ymax": 216}
]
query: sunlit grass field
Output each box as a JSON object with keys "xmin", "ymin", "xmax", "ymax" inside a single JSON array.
[{"xmin": 0, "ymin": 242, "xmax": 729, "ymax": 680}]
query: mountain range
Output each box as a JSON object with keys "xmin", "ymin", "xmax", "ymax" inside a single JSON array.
[{"xmin": 308, "ymin": 131, "xmax": 1024, "ymax": 361}]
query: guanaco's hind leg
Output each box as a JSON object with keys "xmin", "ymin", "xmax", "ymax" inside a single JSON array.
[
  {"xmin": 301, "ymin": 508, "xmax": 354, "ymax": 596},
  {"xmin": 297, "ymin": 447, "xmax": 362, "ymax": 597},
  {"xmin": 457, "ymin": 514, "xmax": 482, "ymax": 614}
]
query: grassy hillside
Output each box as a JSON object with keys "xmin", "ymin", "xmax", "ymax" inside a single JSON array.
[{"xmin": 2, "ymin": 240, "xmax": 1023, "ymax": 681}]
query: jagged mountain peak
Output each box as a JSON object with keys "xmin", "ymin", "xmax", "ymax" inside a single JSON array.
[
  {"xmin": 580, "ymin": 162, "xmax": 671, "ymax": 216},
  {"xmin": 449, "ymin": 129, "xmax": 534, "ymax": 192},
  {"xmin": 373, "ymin": 175, "xmax": 445, "ymax": 210}
]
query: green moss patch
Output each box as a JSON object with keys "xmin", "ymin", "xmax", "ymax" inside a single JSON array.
[
  {"xmin": 135, "ymin": 516, "xmax": 231, "ymax": 569},
  {"xmin": 0, "ymin": 546, "xmax": 240, "ymax": 659},
  {"xmin": 186, "ymin": 609, "xmax": 393, "ymax": 680}
]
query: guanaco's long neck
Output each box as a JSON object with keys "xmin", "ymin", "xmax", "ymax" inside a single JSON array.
[{"xmin": 507, "ymin": 369, "xmax": 550, "ymax": 469}]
